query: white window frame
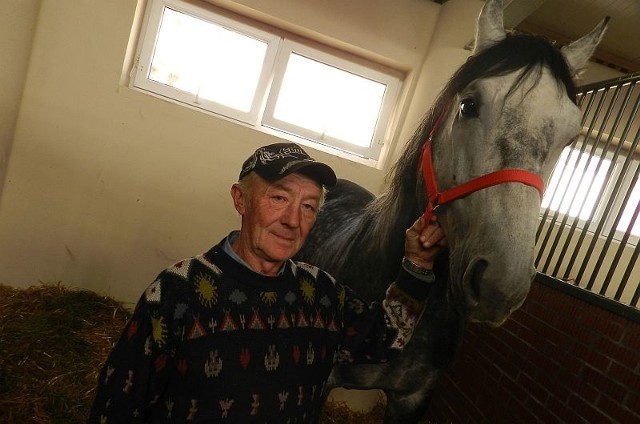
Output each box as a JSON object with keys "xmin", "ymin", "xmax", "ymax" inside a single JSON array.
[
  {"xmin": 132, "ymin": 0, "xmax": 280, "ymax": 125},
  {"xmin": 262, "ymin": 40, "xmax": 401, "ymax": 159},
  {"xmin": 130, "ymin": 0, "xmax": 403, "ymax": 162}
]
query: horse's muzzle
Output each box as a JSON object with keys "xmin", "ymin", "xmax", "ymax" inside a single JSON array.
[{"xmin": 462, "ymin": 257, "xmax": 533, "ymax": 325}]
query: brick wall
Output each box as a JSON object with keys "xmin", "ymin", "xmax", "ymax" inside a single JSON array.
[{"xmin": 425, "ymin": 277, "xmax": 640, "ymax": 423}]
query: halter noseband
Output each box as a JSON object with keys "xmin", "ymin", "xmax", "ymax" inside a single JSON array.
[{"xmin": 419, "ymin": 112, "xmax": 545, "ymax": 223}]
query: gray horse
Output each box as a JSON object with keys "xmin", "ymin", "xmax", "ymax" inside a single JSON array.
[{"xmin": 296, "ymin": 0, "xmax": 608, "ymax": 422}]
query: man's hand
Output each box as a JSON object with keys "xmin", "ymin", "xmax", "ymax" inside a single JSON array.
[{"xmin": 404, "ymin": 215, "xmax": 447, "ymax": 270}]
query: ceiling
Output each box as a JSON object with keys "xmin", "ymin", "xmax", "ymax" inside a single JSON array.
[{"xmin": 437, "ymin": 0, "xmax": 640, "ymax": 74}]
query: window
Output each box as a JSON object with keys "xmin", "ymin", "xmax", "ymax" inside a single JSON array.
[
  {"xmin": 541, "ymin": 144, "xmax": 640, "ymax": 242},
  {"xmin": 617, "ymin": 181, "xmax": 640, "ymax": 235},
  {"xmin": 132, "ymin": 0, "xmax": 402, "ymax": 161},
  {"xmin": 542, "ymin": 146, "xmax": 611, "ymax": 221}
]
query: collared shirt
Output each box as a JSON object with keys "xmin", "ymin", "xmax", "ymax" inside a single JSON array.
[{"xmin": 223, "ymin": 230, "xmax": 285, "ymax": 276}]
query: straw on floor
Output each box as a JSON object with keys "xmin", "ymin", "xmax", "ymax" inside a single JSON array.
[
  {"xmin": 0, "ymin": 283, "xmax": 130, "ymax": 424},
  {"xmin": 0, "ymin": 283, "xmax": 394, "ymax": 423}
]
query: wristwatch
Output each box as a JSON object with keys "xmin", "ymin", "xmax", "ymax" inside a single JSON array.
[{"xmin": 402, "ymin": 257, "xmax": 436, "ymax": 283}]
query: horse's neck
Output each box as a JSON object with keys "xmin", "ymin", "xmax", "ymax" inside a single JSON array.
[
  {"xmin": 363, "ymin": 139, "xmax": 426, "ymax": 259},
  {"xmin": 342, "ymin": 189, "xmax": 420, "ymax": 289},
  {"xmin": 369, "ymin": 181, "xmax": 420, "ymax": 246}
]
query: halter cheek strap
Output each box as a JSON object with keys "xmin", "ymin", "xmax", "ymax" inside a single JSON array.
[{"xmin": 419, "ymin": 115, "xmax": 545, "ymax": 223}]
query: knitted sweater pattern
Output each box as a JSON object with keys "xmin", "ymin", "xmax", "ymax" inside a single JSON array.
[{"xmin": 89, "ymin": 239, "xmax": 428, "ymax": 423}]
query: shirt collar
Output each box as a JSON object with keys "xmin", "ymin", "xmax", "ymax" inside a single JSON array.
[{"xmin": 223, "ymin": 231, "xmax": 285, "ymax": 276}]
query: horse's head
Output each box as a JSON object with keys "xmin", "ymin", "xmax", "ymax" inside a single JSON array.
[{"xmin": 425, "ymin": 0, "xmax": 607, "ymax": 325}]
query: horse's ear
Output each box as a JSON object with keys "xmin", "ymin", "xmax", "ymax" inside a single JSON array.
[
  {"xmin": 473, "ymin": 0, "xmax": 506, "ymax": 54},
  {"xmin": 561, "ymin": 17, "xmax": 609, "ymax": 77}
]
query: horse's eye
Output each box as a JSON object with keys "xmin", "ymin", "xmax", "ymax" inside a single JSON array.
[{"xmin": 460, "ymin": 98, "xmax": 479, "ymax": 118}]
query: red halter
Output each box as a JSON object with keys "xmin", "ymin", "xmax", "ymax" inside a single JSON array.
[{"xmin": 419, "ymin": 112, "xmax": 545, "ymax": 223}]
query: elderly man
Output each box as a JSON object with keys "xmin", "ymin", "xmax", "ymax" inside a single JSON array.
[{"xmin": 89, "ymin": 142, "xmax": 446, "ymax": 423}]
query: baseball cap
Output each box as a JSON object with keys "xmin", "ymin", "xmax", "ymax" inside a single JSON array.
[{"xmin": 239, "ymin": 143, "xmax": 337, "ymax": 188}]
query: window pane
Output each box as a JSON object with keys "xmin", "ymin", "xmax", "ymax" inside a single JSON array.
[
  {"xmin": 272, "ymin": 53, "xmax": 386, "ymax": 148},
  {"xmin": 542, "ymin": 147, "xmax": 611, "ymax": 220},
  {"xmin": 133, "ymin": 0, "xmax": 401, "ymax": 161},
  {"xmin": 149, "ymin": 7, "xmax": 268, "ymax": 112},
  {"xmin": 617, "ymin": 180, "xmax": 640, "ymax": 236}
]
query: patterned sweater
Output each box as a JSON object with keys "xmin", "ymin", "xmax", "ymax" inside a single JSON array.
[{"xmin": 89, "ymin": 237, "xmax": 430, "ymax": 423}]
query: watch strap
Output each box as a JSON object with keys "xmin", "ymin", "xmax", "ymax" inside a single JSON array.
[{"xmin": 402, "ymin": 257, "xmax": 436, "ymax": 283}]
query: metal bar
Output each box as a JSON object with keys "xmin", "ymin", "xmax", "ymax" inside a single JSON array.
[
  {"xmin": 535, "ymin": 89, "xmax": 598, "ymax": 258},
  {"xmin": 614, "ymin": 164, "xmax": 640, "ymax": 301},
  {"xmin": 602, "ymin": 158, "xmax": 640, "ymax": 297},
  {"xmin": 631, "ymin": 242, "xmax": 640, "ymax": 306},
  {"xmin": 581, "ymin": 123, "xmax": 640, "ymax": 291},
  {"xmin": 535, "ymin": 73, "xmax": 640, "ymax": 311},
  {"xmin": 579, "ymin": 72, "xmax": 640, "ymax": 92},
  {"xmin": 541, "ymin": 87, "xmax": 610, "ymax": 273},
  {"xmin": 563, "ymin": 82, "xmax": 638, "ymax": 279},
  {"xmin": 582, "ymin": 94, "xmax": 640, "ymax": 290},
  {"xmin": 553, "ymin": 83, "xmax": 625, "ymax": 277}
]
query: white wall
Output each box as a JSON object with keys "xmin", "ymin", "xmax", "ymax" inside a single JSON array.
[
  {"xmin": 0, "ymin": 0, "xmax": 618, "ymax": 305},
  {"xmin": 0, "ymin": 0, "xmax": 41, "ymax": 197},
  {"xmin": 0, "ymin": 0, "xmax": 455, "ymax": 304}
]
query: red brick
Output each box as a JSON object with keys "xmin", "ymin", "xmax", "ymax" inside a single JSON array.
[
  {"xmin": 494, "ymin": 356, "xmax": 522, "ymax": 381},
  {"xmin": 529, "ymin": 347, "xmax": 561, "ymax": 372},
  {"xmin": 524, "ymin": 300, "xmax": 548, "ymax": 320},
  {"xmin": 622, "ymin": 326, "xmax": 640, "ymax": 351},
  {"xmin": 571, "ymin": 342, "xmax": 593, "ymax": 374},
  {"xmin": 580, "ymin": 312, "xmax": 604, "ymax": 331},
  {"xmin": 503, "ymin": 311, "xmax": 524, "ymax": 327},
  {"xmin": 515, "ymin": 324, "xmax": 544, "ymax": 351},
  {"xmin": 525, "ymin": 394, "xmax": 559, "ymax": 423},
  {"xmin": 505, "ymin": 397, "xmax": 540, "ymax": 423},
  {"xmin": 540, "ymin": 338, "xmax": 565, "ymax": 360},
  {"xmin": 558, "ymin": 333, "xmax": 580, "ymax": 352},
  {"xmin": 584, "ymin": 349, "xmax": 612, "ymax": 371},
  {"xmin": 536, "ymin": 372, "xmax": 572, "ymax": 402},
  {"xmin": 545, "ymin": 324, "xmax": 578, "ymax": 350},
  {"xmin": 560, "ymin": 302, "xmax": 586, "ymax": 323},
  {"xmin": 547, "ymin": 395, "xmax": 578, "ymax": 423},
  {"xmin": 580, "ymin": 324, "xmax": 603, "ymax": 347},
  {"xmin": 611, "ymin": 344, "xmax": 640, "ymax": 371},
  {"xmin": 495, "ymin": 331, "xmax": 527, "ymax": 356},
  {"xmin": 553, "ymin": 346, "xmax": 584, "ymax": 375},
  {"xmin": 477, "ymin": 338, "xmax": 510, "ymax": 364},
  {"xmin": 609, "ymin": 361, "xmax": 640, "ymax": 391},
  {"xmin": 627, "ymin": 391, "xmax": 640, "ymax": 412},
  {"xmin": 426, "ymin": 285, "xmax": 640, "ymax": 424},
  {"xmin": 539, "ymin": 286, "xmax": 563, "ymax": 308},
  {"xmin": 598, "ymin": 393, "xmax": 640, "ymax": 424},
  {"xmin": 558, "ymin": 371, "xmax": 601, "ymax": 404},
  {"xmin": 475, "ymin": 386, "xmax": 512, "ymax": 422},
  {"xmin": 500, "ymin": 373, "xmax": 530, "ymax": 404},
  {"xmin": 585, "ymin": 312, "xmax": 625, "ymax": 340},
  {"xmin": 582, "ymin": 365, "xmax": 629, "ymax": 400},
  {"xmin": 462, "ymin": 399, "xmax": 485, "ymax": 423},
  {"xmin": 426, "ymin": 383, "xmax": 469, "ymax": 424},
  {"xmin": 596, "ymin": 335, "xmax": 622, "ymax": 359},
  {"xmin": 568, "ymin": 393, "xmax": 611, "ymax": 423},
  {"xmin": 517, "ymin": 372, "xmax": 550, "ymax": 405},
  {"xmin": 500, "ymin": 319, "xmax": 521, "ymax": 338},
  {"xmin": 556, "ymin": 314, "xmax": 585, "ymax": 337},
  {"xmin": 515, "ymin": 310, "xmax": 546, "ymax": 334},
  {"xmin": 598, "ymin": 396, "xmax": 640, "ymax": 423}
]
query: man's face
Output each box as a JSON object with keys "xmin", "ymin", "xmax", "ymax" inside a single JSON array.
[{"xmin": 232, "ymin": 172, "xmax": 322, "ymax": 271}]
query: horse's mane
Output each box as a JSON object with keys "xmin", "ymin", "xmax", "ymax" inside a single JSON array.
[{"xmin": 365, "ymin": 33, "xmax": 577, "ymax": 243}]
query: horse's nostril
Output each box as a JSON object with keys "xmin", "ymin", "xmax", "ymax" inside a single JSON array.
[{"xmin": 466, "ymin": 259, "xmax": 489, "ymax": 306}]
